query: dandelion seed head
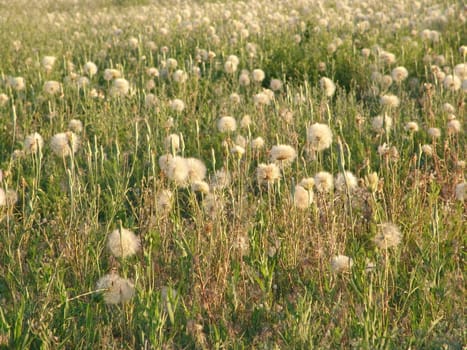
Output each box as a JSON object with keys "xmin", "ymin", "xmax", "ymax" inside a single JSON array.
[
  {"xmin": 373, "ymin": 223, "xmax": 402, "ymax": 249},
  {"xmin": 319, "ymin": 77, "xmax": 336, "ymax": 97},
  {"xmin": 307, "ymin": 123, "xmax": 333, "ymax": 152},
  {"xmin": 107, "ymin": 227, "xmax": 141, "ymax": 258},
  {"xmin": 335, "ymin": 171, "xmax": 358, "ymax": 193},
  {"xmin": 252, "ymin": 69, "xmax": 265, "ymax": 83},
  {"xmin": 256, "ymin": 163, "xmax": 280, "ymax": 186},
  {"xmin": 314, "ymin": 171, "xmax": 334, "ymax": 193},
  {"xmin": 294, "ymin": 185, "xmax": 313, "ymax": 209},
  {"xmin": 110, "ymin": 78, "xmax": 130, "ymax": 97},
  {"xmin": 83, "ymin": 61, "xmax": 98, "ymax": 77},
  {"xmin": 50, "ymin": 132, "xmax": 79, "ymax": 157},
  {"xmin": 217, "ymin": 116, "xmax": 237, "ymax": 133},
  {"xmin": 96, "ymin": 273, "xmax": 135, "ymax": 304},
  {"xmin": 331, "ymin": 255, "xmax": 353, "ymax": 273},
  {"xmin": 43, "ymin": 81, "xmax": 61, "ymax": 95},
  {"xmin": 24, "ymin": 132, "xmax": 44, "ymax": 154},
  {"xmin": 68, "ymin": 119, "xmax": 83, "ymax": 133},
  {"xmin": 270, "ymin": 144, "xmax": 296, "ymax": 164}
]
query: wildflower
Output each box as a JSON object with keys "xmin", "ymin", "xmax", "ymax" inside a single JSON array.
[
  {"xmin": 251, "ymin": 137, "xmax": 265, "ymax": 150},
  {"xmin": 294, "ymin": 185, "xmax": 313, "ymax": 209},
  {"xmin": 170, "ymin": 99, "xmax": 185, "ymax": 112},
  {"xmin": 239, "ymin": 70, "xmax": 250, "ymax": 86},
  {"xmin": 240, "ymin": 115, "xmax": 252, "ymax": 128},
  {"xmin": 110, "ymin": 78, "xmax": 130, "ymax": 97},
  {"xmin": 405, "ymin": 122, "xmax": 419, "ymax": 132},
  {"xmin": 443, "ymin": 75, "xmax": 461, "ymax": 91},
  {"xmin": 252, "ymin": 69, "xmax": 265, "ymax": 83},
  {"xmin": 104, "ymin": 68, "xmax": 121, "ymax": 81},
  {"xmin": 146, "ymin": 67, "xmax": 159, "ymax": 77},
  {"xmin": 253, "ymin": 91, "xmax": 271, "ymax": 106},
  {"xmin": 270, "ymin": 79, "xmax": 282, "ymax": 91},
  {"xmin": 24, "ymin": 132, "xmax": 44, "ymax": 154},
  {"xmin": 83, "ymin": 61, "xmax": 98, "ymax": 77},
  {"xmin": 331, "ymin": 255, "xmax": 353, "ymax": 273},
  {"xmin": 361, "ymin": 48, "xmax": 371, "ymax": 58},
  {"xmin": 299, "ymin": 177, "xmax": 315, "ymax": 190},
  {"xmin": 217, "ymin": 116, "xmax": 237, "ymax": 133},
  {"xmin": 50, "ymin": 132, "xmax": 79, "ymax": 157},
  {"xmin": 256, "ymin": 163, "xmax": 280, "ymax": 186},
  {"xmin": 421, "ymin": 144, "xmax": 433, "ymax": 156},
  {"xmin": 165, "ymin": 134, "xmax": 180, "ymax": 153},
  {"xmin": 379, "ymin": 51, "xmax": 396, "ymax": 65},
  {"xmin": 166, "ymin": 58, "xmax": 178, "ymax": 70},
  {"xmin": 447, "ymin": 119, "xmax": 462, "ymax": 134},
  {"xmin": 164, "ymin": 155, "xmax": 189, "ymax": 185},
  {"xmin": 96, "ymin": 273, "xmax": 135, "ymax": 304},
  {"xmin": 270, "ymin": 144, "xmax": 296, "ymax": 164},
  {"xmin": 68, "ymin": 119, "xmax": 83, "ymax": 133},
  {"xmin": 224, "ymin": 60, "xmax": 238, "ymax": 74},
  {"xmin": 191, "ymin": 180, "xmax": 210, "ymax": 194},
  {"xmin": 156, "ymin": 189, "xmax": 173, "ymax": 214},
  {"xmin": 391, "ymin": 66, "xmax": 409, "ymax": 82},
  {"xmin": 314, "ymin": 171, "xmax": 334, "ymax": 193},
  {"xmin": 230, "ymin": 93, "xmax": 241, "ymax": 104},
  {"xmin": 107, "ymin": 227, "xmax": 141, "ymax": 258},
  {"xmin": 335, "ymin": 171, "xmax": 358, "ymax": 193},
  {"xmin": 185, "ymin": 157, "xmax": 207, "ymax": 183},
  {"xmin": 427, "ymin": 127, "xmax": 441, "ymax": 138},
  {"xmin": 319, "ymin": 77, "xmax": 336, "ymax": 97},
  {"xmin": 42, "ymin": 56, "xmax": 56, "ymax": 71},
  {"xmin": 371, "ymin": 114, "xmax": 392, "ymax": 133},
  {"xmin": 128, "ymin": 37, "xmax": 139, "ymax": 49},
  {"xmin": 373, "ymin": 223, "xmax": 402, "ymax": 249},
  {"xmin": 231, "ymin": 145, "xmax": 245, "ymax": 158},
  {"xmin": 455, "ymin": 183, "xmax": 465, "ymax": 201},
  {"xmin": 172, "ymin": 70, "xmax": 188, "ymax": 84},
  {"xmin": 43, "ymin": 81, "xmax": 61, "ymax": 95},
  {"xmin": 380, "ymin": 94, "xmax": 400, "ymax": 108},
  {"xmin": 0, "ymin": 93, "xmax": 8, "ymax": 106},
  {"xmin": 9, "ymin": 77, "xmax": 25, "ymax": 91},
  {"xmin": 443, "ymin": 103, "xmax": 455, "ymax": 114},
  {"xmin": 453, "ymin": 63, "xmax": 466, "ymax": 80},
  {"xmin": 307, "ymin": 123, "xmax": 333, "ymax": 151}
]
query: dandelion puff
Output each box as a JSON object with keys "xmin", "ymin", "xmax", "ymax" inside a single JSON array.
[
  {"xmin": 110, "ymin": 78, "xmax": 130, "ymax": 97},
  {"xmin": 391, "ymin": 66, "xmax": 408, "ymax": 82},
  {"xmin": 217, "ymin": 116, "xmax": 237, "ymax": 133},
  {"xmin": 210, "ymin": 168, "xmax": 231, "ymax": 190},
  {"xmin": 270, "ymin": 79, "xmax": 282, "ymax": 91},
  {"xmin": 185, "ymin": 157, "xmax": 207, "ymax": 183},
  {"xmin": 453, "ymin": 63, "xmax": 467, "ymax": 80},
  {"xmin": 294, "ymin": 185, "xmax": 313, "ymax": 209},
  {"xmin": 68, "ymin": 119, "xmax": 83, "ymax": 133},
  {"xmin": 0, "ymin": 93, "xmax": 9, "ymax": 106},
  {"xmin": 405, "ymin": 121, "xmax": 419, "ymax": 132},
  {"xmin": 252, "ymin": 69, "xmax": 265, "ymax": 83},
  {"xmin": 42, "ymin": 56, "xmax": 56, "ymax": 71},
  {"xmin": 443, "ymin": 75, "xmax": 461, "ymax": 91},
  {"xmin": 203, "ymin": 193, "xmax": 223, "ymax": 218},
  {"xmin": 299, "ymin": 177, "xmax": 315, "ymax": 190},
  {"xmin": 270, "ymin": 144, "xmax": 296, "ymax": 165},
  {"xmin": 314, "ymin": 171, "xmax": 334, "ymax": 193},
  {"xmin": 331, "ymin": 255, "xmax": 353, "ymax": 273},
  {"xmin": 172, "ymin": 69, "xmax": 188, "ymax": 84},
  {"xmin": 455, "ymin": 183, "xmax": 466, "ymax": 201},
  {"xmin": 50, "ymin": 132, "xmax": 79, "ymax": 157},
  {"xmin": 251, "ymin": 136, "xmax": 265, "ymax": 150},
  {"xmin": 96, "ymin": 273, "xmax": 135, "ymax": 304},
  {"xmin": 165, "ymin": 134, "xmax": 181, "ymax": 153},
  {"xmin": 371, "ymin": 114, "xmax": 392, "ymax": 133},
  {"xmin": 83, "ymin": 61, "xmax": 98, "ymax": 77},
  {"xmin": 256, "ymin": 163, "xmax": 280, "ymax": 186},
  {"xmin": 191, "ymin": 180, "xmax": 210, "ymax": 194},
  {"xmin": 231, "ymin": 145, "xmax": 245, "ymax": 158},
  {"xmin": 170, "ymin": 99, "xmax": 185, "ymax": 113},
  {"xmin": 447, "ymin": 119, "xmax": 462, "ymax": 135},
  {"xmin": 43, "ymin": 81, "xmax": 61, "ymax": 95},
  {"xmin": 335, "ymin": 171, "xmax": 358, "ymax": 193},
  {"xmin": 24, "ymin": 132, "xmax": 44, "ymax": 154},
  {"xmin": 319, "ymin": 77, "xmax": 336, "ymax": 97},
  {"xmin": 104, "ymin": 68, "xmax": 121, "ymax": 81},
  {"xmin": 380, "ymin": 94, "xmax": 400, "ymax": 108},
  {"xmin": 107, "ymin": 227, "xmax": 141, "ymax": 258},
  {"xmin": 9, "ymin": 77, "xmax": 25, "ymax": 91},
  {"xmin": 166, "ymin": 156, "xmax": 189, "ymax": 185},
  {"xmin": 373, "ymin": 223, "xmax": 402, "ymax": 249},
  {"xmin": 427, "ymin": 127, "xmax": 441, "ymax": 138},
  {"xmin": 240, "ymin": 115, "xmax": 252, "ymax": 128},
  {"xmin": 421, "ymin": 144, "xmax": 433, "ymax": 156},
  {"xmin": 156, "ymin": 189, "xmax": 173, "ymax": 214},
  {"xmin": 239, "ymin": 70, "xmax": 250, "ymax": 86},
  {"xmin": 307, "ymin": 123, "xmax": 333, "ymax": 152}
]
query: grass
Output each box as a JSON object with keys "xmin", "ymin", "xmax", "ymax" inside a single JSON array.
[{"xmin": 0, "ymin": 0, "xmax": 465, "ymax": 348}]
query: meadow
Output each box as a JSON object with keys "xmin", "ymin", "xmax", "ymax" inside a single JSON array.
[{"xmin": 0, "ymin": 0, "xmax": 465, "ymax": 348}]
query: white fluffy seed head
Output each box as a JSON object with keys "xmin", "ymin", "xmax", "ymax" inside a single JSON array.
[
  {"xmin": 307, "ymin": 123, "xmax": 333, "ymax": 152},
  {"xmin": 50, "ymin": 132, "xmax": 80, "ymax": 157},
  {"xmin": 96, "ymin": 273, "xmax": 135, "ymax": 304},
  {"xmin": 24, "ymin": 132, "xmax": 44, "ymax": 154},
  {"xmin": 107, "ymin": 228, "xmax": 141, "ymax": 258},
  {"xmin": 335, "ymin": 171, "xmax": 358, "ymax": 193},
  {"xmin": 217, "ymin": 116, "xmax": 237, "ymax": 133},
  {"xmin": 373, "ymin": 223, "xmax": 402, "ymax": 249},
  {"xmin": 331, "ymin": 255, "xmax": 354, "ymax": 273},
  {"xmin": 293, "ymin": 185, "xmax": 313, "ymax": 209},
  {"xmin": 314, "ymin": 171, "xmax": 334, "ymax": 193}
]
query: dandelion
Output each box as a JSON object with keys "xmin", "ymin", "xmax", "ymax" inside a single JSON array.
[
  {"xmin": 128, "ymin": 37, "xmax": 139, "ymax": 49},
  {"xmin": 231, "ymin": 145, "xmax": 246, "ymax": 158},
  {"xmin": 170, "ymin": 99, "xmax": 185, "ymax": 112},
  {"xmin": 443, "ymin": 75, "xmax": 461, "ymax": 91},
  {"xmin": 427, "ymin": 127, "xmax": 441, "ymax": 138},
  {"xmin": 165, "ymin": 156, "xmax": 189, "ymax": 185},
  {"xmin": 185, "ymin": 157, "xmax": 207, "ymax": 183},
  {"xmin": 335, "ymin": 171, "xmax": 358, "ymax": 193},
  {"xmin": 83, "ymin": 61, "xmax": 98, "ymax": 77},
  {"xmin": 96, "ymin": 273, "xmax": 135, "ymax": 304},
  {"xmin": 319, "ymin": 77, "xmax": 336, "ymax": 97},
  {"xmin": 314, "ymin": 171, "xmax": 334, "ymax": 193},
  {"xmin": 203, "ymin": 193, "xmax": 223, "ymax": 218},
  {"xmin": 9, "ymin": 77, "xmax": 25, "ymax": 91},
  {"xmin": 455, "ymin": 183, "xmax": 465, "ymax": 201},
  {"xmin": 379, "ymin": 51, "xmax": 396, "ymax": 65},
  {"xmin": 270, "ymin": 79, "xmax": 282, "ymax": 91},
  {"xmin": 24, "ymin": 133, "xmax": 44, "ymax": 154},
  {"xmin": 146, "ymin": 67, "xmax": 159, "ymax": 77},
  {"xmin": 251, "ymin": 137, "xmax": 265, "ymax": 150},
  {"xmin": 43, "ymin": 81, "xmax": 61, "ymax": 95},
  {"xmin": 156, "ymin": 189, "xmax": 173, "ymax": 214},
  {"xmin": 68, "ymin": 119, "xmax": 83, "ymax": 133},
  {"xmin": 256, "ymin": 163, "xmax": 280, "ymax": 186},
  {"xmin": 361, "ymin": 48, "xmax": 371, "ymax": 58},
  {"xmin": 270, "ymin": 144, "xmax": 296, "ymax": 164},
  {"xmin": 50, "ymin": 132, "xmax": 79, "ymax": 157},
  {"xmin": 391, "ymin": 66, "xmax": 409, "ymax": 82},
  {"xmin": 380, "ymin": 94, "xmax": 400, "ymax": 108},
  {"xmin": 230, "ymin": 93, "xmax": 241, "ymax": 104},
  {"xmin": 42, "ymin": 56, "xmax": 56, "ymax": 71},
  {"xmin": 252, "ymin": 69, "xmax": 265, "ymax": 83},
  {"xmin": 110, "ymin": 78, "xmax": 130, "ymax": 97},
  {"xmin": 191, "ymin": 180, "xmax": 210, "ymax": 194},
  {"xmin": 104, "ymin": 68, "xmax": 121, "ymax": 81},
  {"xmin": 235, "ymin": 135, "xmax": 246, "ymax": 148},
  {"xmin": 443, "ymin": 103, "xmax": 455, "ymax": 114},
  {"xmin": 299, "ymin": 177, "xmax": 315, "ymax": 190},
  {"xmin": 377, "ymin": 143, "xmax": 390, "ymax": 156},
  {"xmin": 307, "ymin": 123, "xmax": 333, "ymax": 151},
  {"xmin": 331, "ymin": 255, "xmax": 353, "ymax": 273},
  {"xmin": 371, "ymin": 114, "xmax": 393, "ymax": 133},
  {"xmin": 405, "ymin": 121, "xmax": 419, "ymax": 132},
  {"xmin": 253, "ymin": 91, "xmax": 271, "ymax": 106},
  {"xmin": 373, "ymin": 223, "xmax": 402, "ymax": 249},
  {"xmin": 210, "ymin": 168, "xmax": 231, "ymax": 190},
  {"xmin": 240, "ymin": 115, "xmax": 252, "ymax": 128},
  {"xmin": 224, "ymin": 60, "xmax": 238, "ymax": 74},
  {"xmin": 447, "ymin": 119, "xmax": 462, "ymax": 135},
  {"xmin": 77, "ymin": 76, "xmax": 90, "ymax": 89},
  {"xmin": 453, "ymin": 63, "xmax": 467, "ymax": 80},
  {"xmin": 217, "ymin": 116, "xmax": 237, "ymax": 133},
  {"xmin": 145, "ymin": 93, "xmax": 157, "ymax": 107},
  {"xmin": 421, "ymin": 144, "xmax": 433, "ymax": 156},
  {"xmin": 239, "ymin": 70, "xmax": 250, "ymax": 86},
  {"xmin": 0, "ymin": 93, "xmax": 8, "ymax": 106},
  {"xmin": 172, "ymin": 69, "xmax": 188, "ymax": 84},
  {"xmin": 294, "ymin": 185, "xmax": 313, "ymax": 209},
  {"xmin": 165, "ymin": 134, "xmax": 180, "ymax": 153},
  {"xmin": 107, "ymin": 227, "xmax": 141, "ymax": 258}
]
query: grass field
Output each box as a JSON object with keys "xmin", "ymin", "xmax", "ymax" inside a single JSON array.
[{"xmin": 0, "ymin": 0, "xmax": 465, "ymax": 348}]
